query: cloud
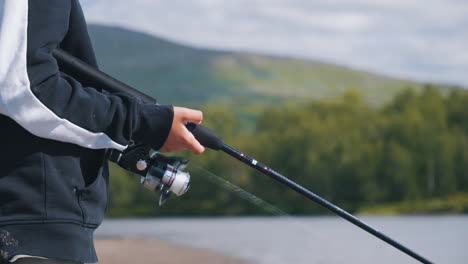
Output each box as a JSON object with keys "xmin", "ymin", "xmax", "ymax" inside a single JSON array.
[{"xmin": 81, "ymin": 0, "xmax": 468, "ymax": 87}]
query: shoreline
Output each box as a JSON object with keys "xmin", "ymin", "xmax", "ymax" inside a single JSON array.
[{"xmin": 94, "ymin": 237, "xmax": 253, "ymax": 264}]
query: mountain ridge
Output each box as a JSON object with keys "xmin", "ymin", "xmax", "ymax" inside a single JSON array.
[{"xmin": 88, "ymin": 24, "xmax": 430, "ymax": 107}]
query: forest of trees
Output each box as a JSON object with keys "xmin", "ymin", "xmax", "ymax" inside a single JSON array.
[{"xmin": 106, "ymin": 85, "xmax": 468, "ymax": 217}]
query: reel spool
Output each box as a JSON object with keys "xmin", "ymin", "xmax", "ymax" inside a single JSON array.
[
  {"xmin": 141, "ymin": 152, "xmax": 190, "ymax": 205},
  {"xmin": 108, "ymin": 145, "xmax": 191, "ymax": 205}
]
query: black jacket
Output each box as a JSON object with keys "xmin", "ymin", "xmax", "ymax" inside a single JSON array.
[{"xmin": 0, "ymin": 0, "xmax": 173, "ymax": 262}]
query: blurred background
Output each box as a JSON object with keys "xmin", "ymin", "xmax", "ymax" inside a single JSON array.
[{"xmin": 81, "ymin": 0, "xmax": 468, "ymax": 263}]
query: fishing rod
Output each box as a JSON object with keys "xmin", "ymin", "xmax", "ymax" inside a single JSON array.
[{"xmin": 53, "ymin": 48, "xmax": 433, "ymax": 264}]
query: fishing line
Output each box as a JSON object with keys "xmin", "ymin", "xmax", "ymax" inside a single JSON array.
[
  {"xmin": 189, "ymin": 164, "xmax": 288, "ymax": 216},
  {"xmin": 189, "ymin": 164, "xmax": 333, "ymax": 249}
]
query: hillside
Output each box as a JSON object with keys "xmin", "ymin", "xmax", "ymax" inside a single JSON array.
[
  {"xmin": 88, "ymin": 24, "xmax": 425, "ymax": 107},
  {"xmin": 87, "ymin": 25, "xmax": 468, "ymax": 218}
]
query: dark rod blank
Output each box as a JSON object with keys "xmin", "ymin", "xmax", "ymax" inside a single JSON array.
[{"xmin": 220, "ymin": 144, "xmax": 433, "ymax": 264}]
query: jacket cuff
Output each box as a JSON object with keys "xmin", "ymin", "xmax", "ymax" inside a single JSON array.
[{"xmin": 133, "ymin": 104, "xmax": 174, "ymax": 150}]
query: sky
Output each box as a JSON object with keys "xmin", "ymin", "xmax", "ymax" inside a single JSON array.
[{"xmin": 81, "ymin": 0, "xmax": 468, "ymax": 87}]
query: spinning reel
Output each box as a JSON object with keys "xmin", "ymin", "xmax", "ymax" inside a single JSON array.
[{"xmin": 108, "ymin": 145, "xmax": 191, "ymax": 205}]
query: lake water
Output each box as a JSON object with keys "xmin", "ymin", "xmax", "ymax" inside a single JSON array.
[{"xmin": 96, "ymin": 215, "xmax": 467, "ymax": 264}]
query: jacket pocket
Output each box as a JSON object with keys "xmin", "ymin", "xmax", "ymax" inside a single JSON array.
[
  {"xmin": 75, "ymin": 163, "xmax": 108, "ymax": 226},
  {"xmin": 43, "ymin": 150, "xmax": 85, "ymax": 222}
]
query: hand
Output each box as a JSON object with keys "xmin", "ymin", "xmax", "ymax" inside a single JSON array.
[{"xmin": 160, "ymin": 107, "xmax": 205, "ymax": 154}]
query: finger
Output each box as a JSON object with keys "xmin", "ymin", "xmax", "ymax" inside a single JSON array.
[
  {"xmin": 191, "ymin": 142, "xmax": 205, "ymax": 154},
  {"xmin": 185, "ymin": 131, "xmax": 205, "ymax": 154},
  {"xmin": 181, "ymin": 108, "xmax": 203, "ymax": 124}
]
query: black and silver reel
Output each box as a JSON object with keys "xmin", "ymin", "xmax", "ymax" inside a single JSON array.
[
  {"xmin": 108, "ymin": 144, "xmax": 191, "ymax": 205},
  {"xmin": 141, "ymin": 152, "xmax": 190, "ymax": 205}
]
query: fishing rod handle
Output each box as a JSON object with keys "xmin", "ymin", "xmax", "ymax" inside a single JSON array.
[
  {"xmin": 185, "ymin": 122, "xmax": 224, "ymax": 150},
  {"xmin": 53, "ymin": 49, "xmax": 156, "ymax": 104},
  {"xmin": 52, "ymin": 49, "xmax": 221, "ymax": 151}
]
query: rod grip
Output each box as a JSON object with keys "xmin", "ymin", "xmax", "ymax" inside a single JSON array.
[{"xmin": 185, "ymin": 122, "xmax": 224, "ymax": 150}]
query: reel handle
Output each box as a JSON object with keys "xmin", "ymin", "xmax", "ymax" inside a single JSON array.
[{"xmin": 108, "ymin": 144, "xmax": 151, "ymax": 176}]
